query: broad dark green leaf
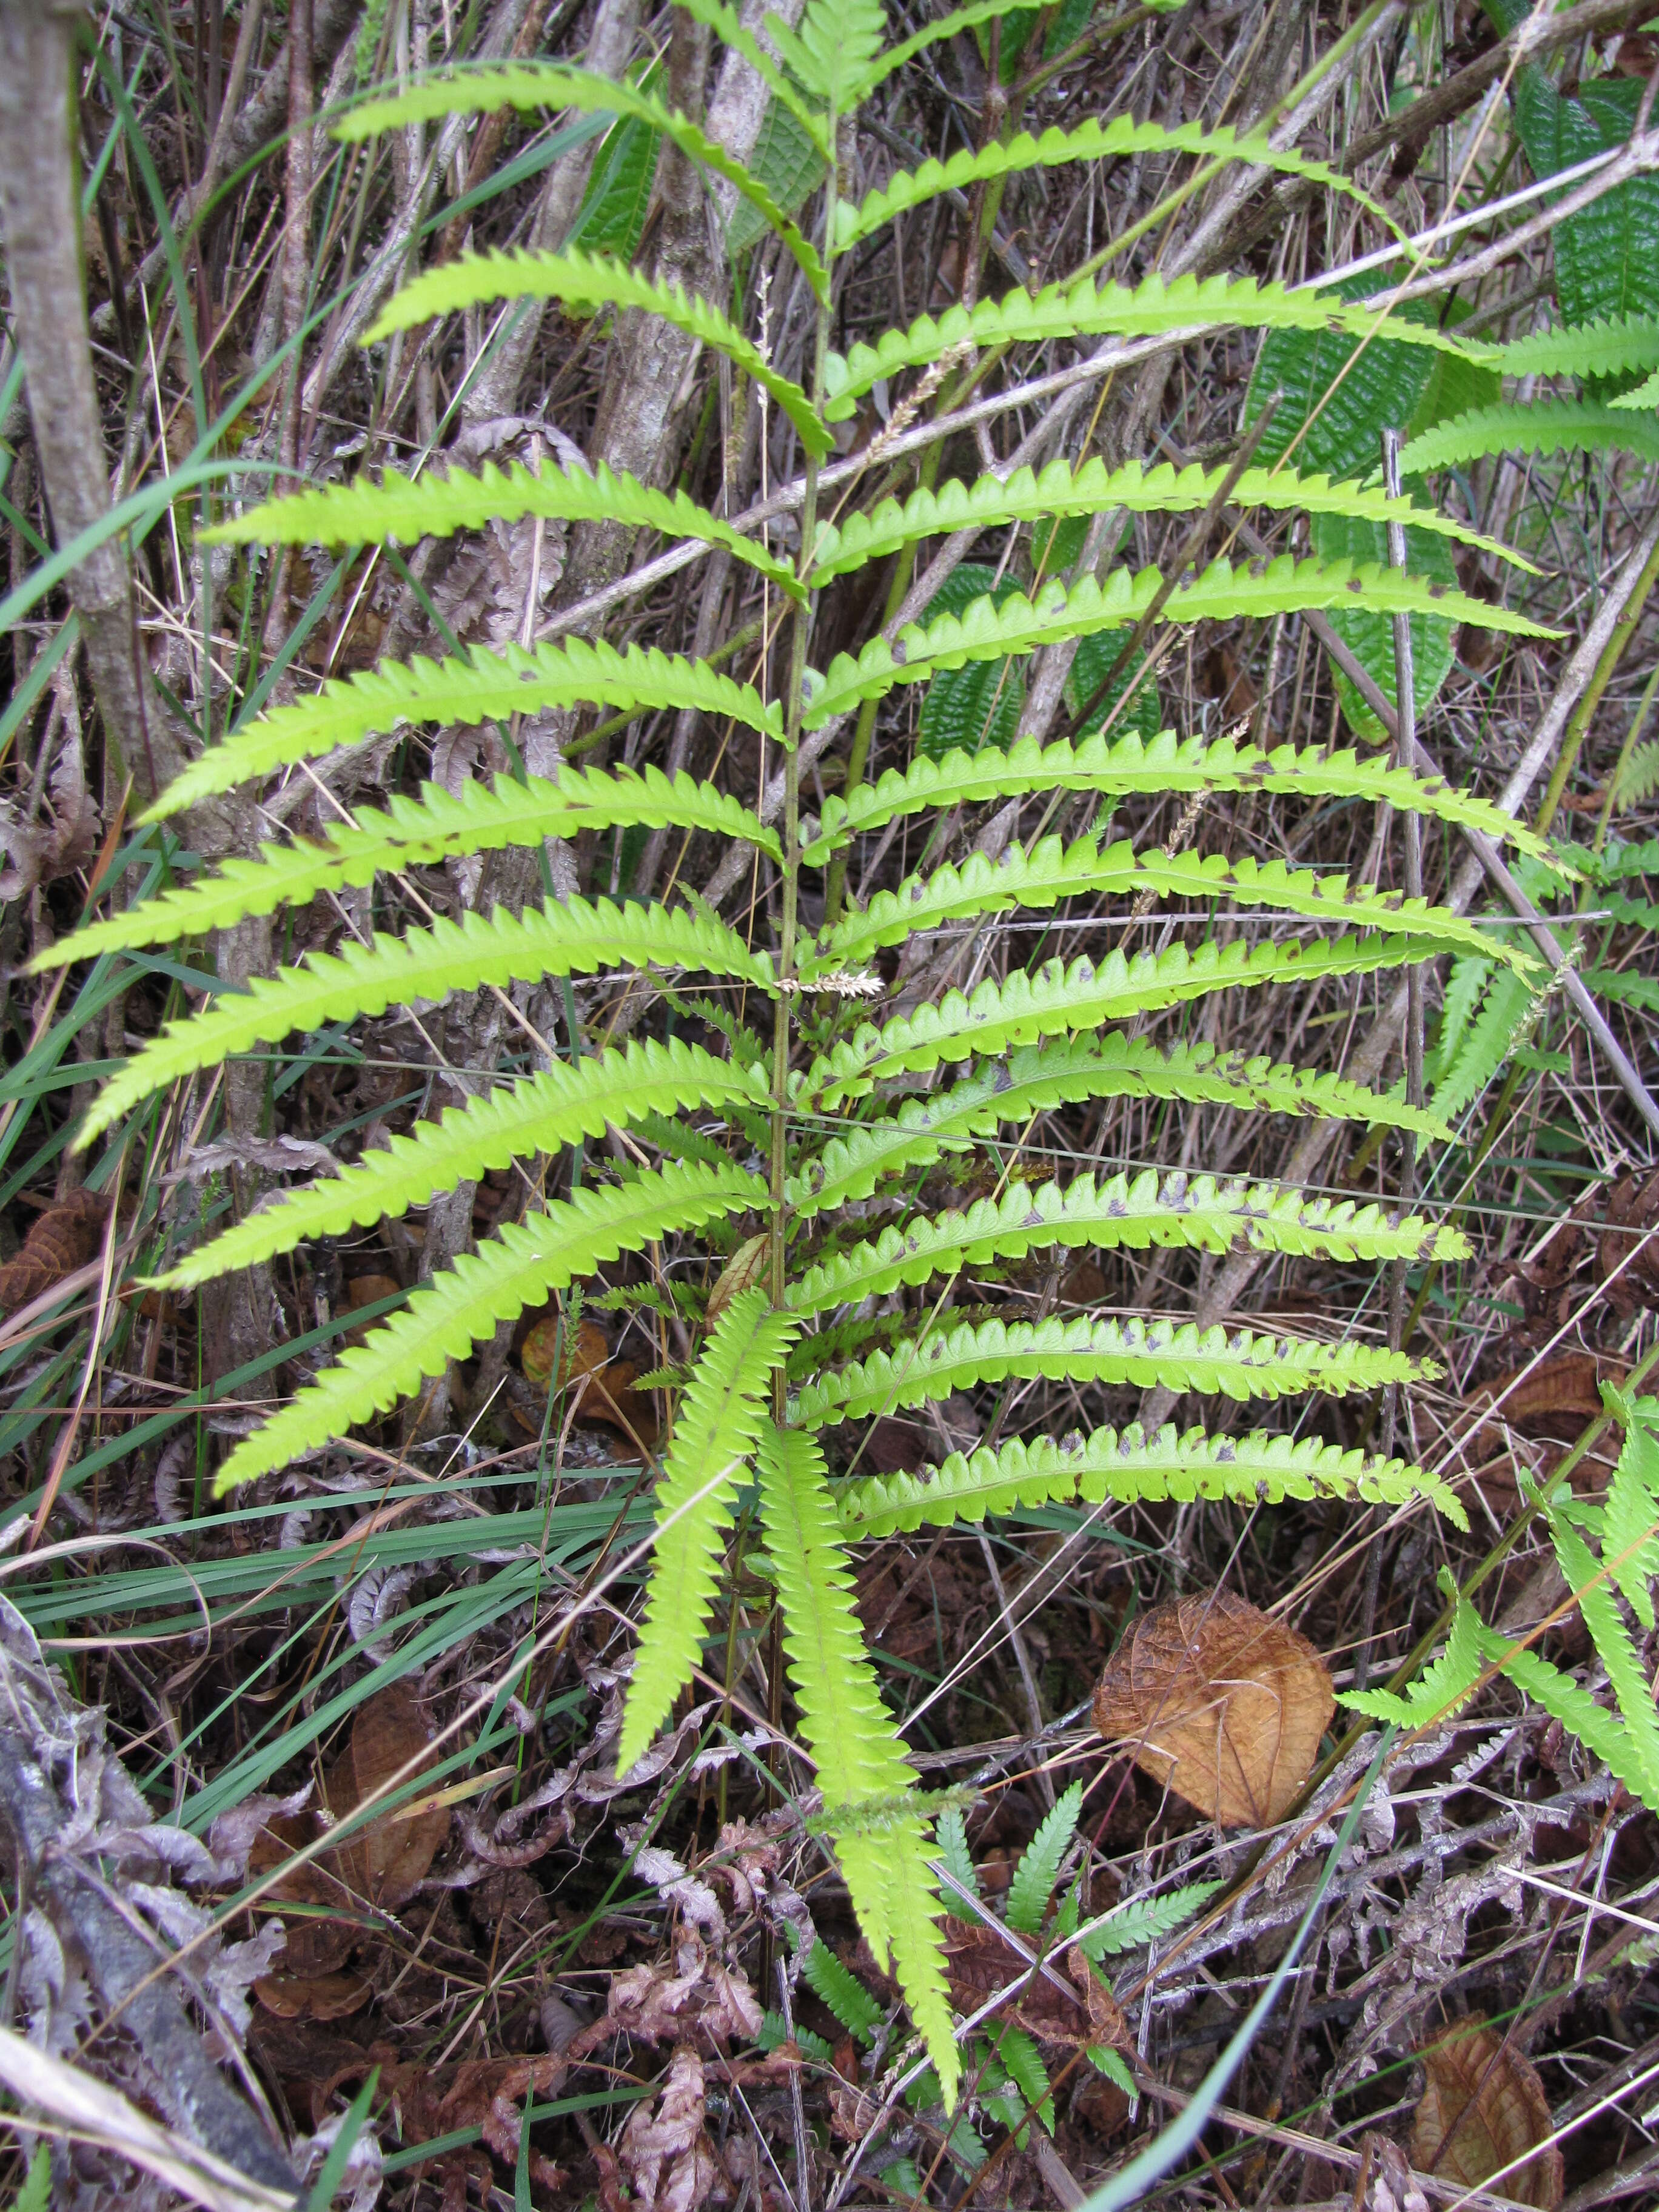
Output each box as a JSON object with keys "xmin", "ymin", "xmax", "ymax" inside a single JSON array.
[{"xmin": 917, "ymin": 563, "xmax": 1027, "ymax": 759}]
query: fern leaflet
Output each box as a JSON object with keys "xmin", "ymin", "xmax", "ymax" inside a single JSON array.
[
  {"xmin": 213, "ymin": 1160, "xmax": 769, "ymax": 1491},
  {"xmin": 1548, "ymin": 1507, "xmax": 1659, "ymax": 1810},
  {"xmin": 158, "ymin": 1040, "xmax": 771, "ymax": 1287},
  {"xmin": 1077, "ymin": 1881, "xmax": 1221, "ymax": 1960},
  {"xmin": 1400, "ymin": 400, "xmax": 1659, "ymax": 475},
  {"xmin": 1005, "ymin": 1783, "xmax": 1082, "ymax": 1936},
  {"xmin": 1602, "ymin": 1413, "xmax": 1659, "ymax": 1629},
  {"xmin": 801, "ymin": 1938, "xmax": 885, "ymax": 2045},
  {"xmin": 617, "ymin": 1291, "xmax": 799, "ymax": 1772},
  {"xmin": 146, "ymin": 640, "xmax": 783, "ymax": 820},
  {"xmin": 1339, "ymin": 1575, "xmax": 1484, "ymax": 1725},
  {"xmin": 1479, "ymin": 1626, "xmax": 1659, "ymax": 1816},
  {"xmin": 1612, "ymin": 367, "xmax": 1659, "ymax": 410},
  {"xmin": 366, "ymin": 247, "xmax": 831, "ymax": 458},
  {"xmin": 1489, "ymin": 312, "xmax": 1659, "ymax": 384},
  {"xmin": 675, "ymin": 0, "xmax": 830, "ymax": 154},
  {"xmin": 833, "ymin": 1420, "xmax": 1464, "ymax": 1535},
  {"xmin": 81, "ymin": 900, "xmax": 776, "ymax": 1147}
]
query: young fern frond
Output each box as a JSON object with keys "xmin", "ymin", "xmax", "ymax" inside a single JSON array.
[
  {"xmin": 146, "ymin": 640, "xmax": 783, "ymax": 820},
  {"xmin": 820, "ymin": 272, "xmax": 1482, "ymax": 420},
  {"xmin": 789, "ymin": 1314, "xmax": 1427, "ymax": 1429},
  {"xmin": 364, "ymin": 246, "xmax": 833, "ymax": 458},
  {"xmin": 1339, "ymin": 1578, "xmax": 1483, "ymax": 1725},
  {"xmin": 616, "ymin": 1291, "xmax": 799, "ymax": 1773},
  {"xmin": 1602, "ymin": 1417, "xmax": 1659, "ymax": 1628},
  {"xmin": 333, "ymin": 62, "xmax": 829, "ymax": 295},
  {"xmin": 805, "ymin": 457, "xmax": 1525, "ymax": 581},
  {"xmin": 1005, "ymin": 1783, "xmax": 1084, "ymax": 1936},
  {"xmin": 41, "ymin": 771, "xmax": 778, "ymax": 968},
  {"xmin": 79, "ymin": 900, "xmax": 775, "ymax": 1146},
  {"xmin": 212, "ymin": 1161, "xmax": 769, "ymax": 1492},
  {"xmin": 1489, "ymin": 312, "xmax": 1659, "ymax": 383},
  {"xmin": 834, "ymin": 1422, "xmax": 1466, "ymax": 1537},
  {"xmin": 1079, "ymin": 1882, "xmax": 1221, "ymax": 1960},
  {"xmin": 770, "ymin": 0, "xmax": 887, "ymax": 118},
  {"xmin": 1399, "ymin": 400, "xmax": 1659, "ymax": 475},
  {"xmin": 800, "ymin": 729, "xmax": 1550, "ymax": 863},
  {"xmin": 787, "ymin": 1034, "xmax": 1447, "ymax": 1218},
  {"xmin": 799, "ymin": 935, "xmax": 1446, "ymax": 1108},
  {"xmin": 1429, "ymin": 960, "xmax": 1538, "ymax": 1124},
  {"xmin": 1612, "ymin": 366, "xmax": 1659, "ymax": 410},
  {"xmin": 675, "ymin": 0, "xmax": 830, "ymax": 153},
  {"xmin": 803, "ymin": 837, "xmax": 1530, "ymax": 977},
  {"xmin": 802, "ymin": 558, "xmax": 1547, "ymax": 725},
  {"xmin": 157, "ymin": 1041, "xmax": 771, "ymax": 1287},
  {"xmin": 1477, "ymin": 1629, "xmax": 1659, "ymax": 1813},
  {"xmin": 207, "ymin": 458, "xmax": 806, "ymax": 600},
  {"xmin": 1547, "ymin": 1509, "xmax": 1659, "ymax": 1811},
  {"xmin": 833, "ymin": 121, "xmax": 1396, "ymax": 253},
  {"xmin": 785, "ymin": 1171, "xmax": 1467, "ymax": 1316},
  {"xmin": 1613, "ymin": 742, "xmax": 1659, "ymax": 809}
]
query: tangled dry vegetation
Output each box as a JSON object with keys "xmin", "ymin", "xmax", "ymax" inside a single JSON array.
[{"xmin": 6, "ymin": 0, "xmax": 1659, "ymax": 2209}]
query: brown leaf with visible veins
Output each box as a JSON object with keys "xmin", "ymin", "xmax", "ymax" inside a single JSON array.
[
  {"xmin": 1411, "ymin": 2019, "xmax": 1563, "ymax": 2209},
  {"xmin": 1092, "ymin": 1590, "xmax": 1333, "ymax": 1828},
  {"xmin": 326, "ymin": 1680, "xmax": 452, "ymax": 1908},
  {"xmin": 0, "ymin": 1187, "xmax": 110, "ymax": 1313}
]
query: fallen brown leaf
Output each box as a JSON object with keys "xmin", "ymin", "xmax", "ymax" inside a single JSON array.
[
  {"xmin": 520, "ymin": 1314, "xmax": 658, "ymax": 1447},
  {"xmin": 1092, "ymin": 1590, "xmax": 1334, "ymax": 1828},
  {"xmin": 325, "ymin": 1680, "xmax": 452, "ymax": 1909},
  {"xmin": 1411, "ymin": 2018, "xmax": 1563, "ymax": 2210},
  {"xmin": 253, "ymin": 1971, "xmax": 371, "ymax": 2022},
  {"xmin": 706, "ymin": 1233, "xmax": 769, "ymax": 1327},
  {"xmin": 0, "ymin": 1187, "xmax": 110, "ymax": 1313}
]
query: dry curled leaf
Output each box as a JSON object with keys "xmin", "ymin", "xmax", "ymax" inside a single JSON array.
[
  {"xmin": 1092, "ymin": 1589, "xmax": 1333, "ymax": 1828},
  {"xmin": 0, "ymin": 1187, "xmax": 110, "ymax": 1313},
  {"xmin": 1410, "ymin": 2018, "xmax": 1563, "ymax": 2210}
]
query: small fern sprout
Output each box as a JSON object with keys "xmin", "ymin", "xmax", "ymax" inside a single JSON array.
[{"xmin": 54, "ymin": 0, "xmax": 1555, "ymax": 2103}]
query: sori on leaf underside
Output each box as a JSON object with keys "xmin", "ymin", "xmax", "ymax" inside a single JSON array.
[{"xmin": 60, "ymin": 0, "xmax": 1553, "ymax": 2107}]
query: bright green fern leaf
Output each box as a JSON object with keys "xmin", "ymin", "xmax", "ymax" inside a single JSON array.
[
  {"xmin": 833, "ymin": 1421, "xmax": 1464, "ymax": 1535},
  {"xmin": 213, "ymin": 1160, "xmax": 769, "ymax": 1492},
  {"xmin": 676, "ymin": 0, "xmax": 830, "ymax": 153},
  {"xmin": 1612, "ymin": 366, "xmax": 1659, "ymax": 410},
  {"xmin": 1078, "ymin": 1881, "xmax": 1220, "ymax": 1960},
  {"xmin": 617, "ymin": 1290, "xmax": 799, "ymax": 1772},
  {"xmin": 771, "ymin": 0, "xmax": 887, "ymax": 117},
  {"xmin": 157, "ymin": 1039, "xmax": 771, "ymax": 1287},
  {"xmin": 1400, "ymin": 400, "xmax": 1659, "ymax": 474},
  {"xmin": 1005, "ymin": 1783, "xmax": 1082, "ymax": 1935},
  {"xmin": 207, "ymin": 458, "xmax": 805, "ymax": 599},
  {"xmin": 1490, "ymin": 312, "xmax": 1659, "ymax": 384},
  {"xmin": 145, "ymin": 639, "xmax": 783, "ymax": 821},
  {"xmin": 1340, "ymin": 1575, "xmax": 1483, "ymax": 1725},
  {"xmin": 1547, "ymin": 1505, "xmax": 1659, "ymax": 1810},
  {"xmin": 80, "ymin": 899, "xmax": 775, "ymax": 1147},
  {"xmin": 1603, "ymin": 1413, "xmax": 1659, "ymax": 1629},
  {"xmin": 801, "ymin": 1937, "xmax": 885, "ymax": 2045},
  {"xmin": 365, "ymin": 247, "xmax": 831, "ymax": 459}
]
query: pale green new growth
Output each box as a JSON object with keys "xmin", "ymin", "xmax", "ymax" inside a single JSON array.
[
  {"xmin": 1339, "ymin": 1582, "xmax": 1484, "ymax": 1726},
  {"xmin": 834, "ymin": 1422, "xmax": 1466, "ymax": 1535},
  {"xmin": 616, "ymin": 1291, "xmax": 799, "ymax": 1773},
  {"xmin": 146, "ymin": 638, "xmax": 783, "ymax": 820},
  {"xmin": 365, "ymin": 246, "xmax": 831, "ymax": 458},
  {"xmin": 159, "ymin": 1040, "xmax": 772, "ymax": 1286},
  {"xmin": 787, "ymin": 1170, "xmax": 1467, "ymax": 1315},
  {"xmin": 213, "ymin": 1161, "xmax": 769, "ymax": 1491},
  {"xmin": 79, "ymin": 899, "xmax": 776, "ymax": 1145}
]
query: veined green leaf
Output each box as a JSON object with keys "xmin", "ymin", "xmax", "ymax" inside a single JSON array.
[
  {"xmin": 1400, "ymin": 399, "xmax": 1659, "ymax": 475},
  {"xmin": 80, "ymin": 899, "xmax": 776, "ymax": 1147},
  {"xmin": 42, "ymin": 769, "xmax": 779, "ymax": 969},
  {"xmin": 146, "ymin": 639, "xmax": 783, "ymax": 821},
  {"xmin": 806, "ymin": 455, "xmax": 1524, "ymax": 583},
  {"xmin": 802, "ymin": 558, "xmax": 1549, "ymax": 728},
  {"xmin": 617, "ymin": 1292, "xmax": 799, "ymax": 1772},
  {"xmin": 157, "ymin": 1039, "xmax": 769, "ymax": 1288},
  {"xmin": 213, "ymin": 1160, "xmax": 769, "ymax": 1492},
  {"xmin": 820, "ymin": 271, "xmax": 1487, "ymax": 422},
  {"xmin": 801, "ymin": 727, "xmax": 1550, "ymax": 866},
  {"xmin": 791, "ymin": 1314, "xmax": 1427, "ymax": 1427},
  {"xmin": 787, "ymin": 1170, "xmax": 1468, "ymax": 1314},
  {"xmin": 836, "ymin": 1420, "xmax": 1464, "ymax": 1535},
  {"xmin": 1490, "ymin": 310, "xmax": 1659, "ymax": 384},
  {"xmin": 786, "ymin": 1033, "xmax": 1448, "ymax": 1218},
  {"xmin": 756, "ymin": 1421, "xmax": 959, "ymax": 2103},
  {"xmin": 802, "ymin": 834, "xmax": 1530, "ymax": 976},
  {"xmin": 366, "ymin": 247, "xmax": 831, "ymax": 458},
  {"xmin": 798, "ymin": 934, "xmax": 1445, "ymax": 1110},
  {"xmin": 335, "ymin": 61, "xmax": 828, "ymax": 295},
  {"xmin": 206, "ymin": 458, "xmax": 805, "ymax": 600}
]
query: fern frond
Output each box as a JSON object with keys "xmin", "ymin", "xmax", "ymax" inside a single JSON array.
[
  {"xmin": 1614, "ymin": 742, "xmax": 1659, "ymax": 809},
  {"xmin": 207, "ymin": 459, "xmax": 805, "ymax": 599},
  {"xmin": 800, "ymin": 1940, "xmax": 885, "ymax": 2045},
  {"xmin": 675, "ymin": 0, "xmax": 830, "ymax": 153},
  {"xmin": 1399, "ymin": 400, "xmax": 1659, "ymax": 475},
  {"xmin": 787, "ymin": 1170, "xmax": 1467, "ymax": 1315},
  {"xmin": 806, "ymin": 457, "xmax": 1523, "ymax": 584},
  {"xmin": 334, "ymin": 62, "xmax": 828, "ymax": 295},
  {"xmin": 617, "ymin": 1292, "xmax": 799, "ymax": 1772},
  {"xmin": 213, "ymin": 1160, "xmax": 769, "ymax": 1492},
  {"xmin": 802, "ymin": 558, "xmax": 1547, "ymax": 726},
  {"xmin": 158, "ymin": 1039, "xmax": 767, "ymax": 1287},
  {"xmin": 801, "ymin": 728, "xmax": 1548, "ymax": 865},
  {"xmin": 1612, "ymin": 367, "xmax": 1659, "ymax": 411},
  {"xmin": 42, "ymin": 770, "xmax": 779, "ymax": 969},
  {"xmin": 1078, "ymin": 1880, "xmax": 1221, "ymax": 1960},
  {"xmin": 366, "ymin": 247, "xmax": 831, "ymax": 458},
  {"xmin": 843, "ymin": 0, "xmax": 1037, "ymax": 102},
  {"xmin": 1340, "ymin": 1579, "xmax": 1483, "ymax": 1724},
  {"xmin": 820, "ymin": 272, "xmax": 1484, "ymax": 421},
  {"xmin": 833, "ymin": 1419, "xmax": 1464, "ymax": 1535},
  {"xmin": 1604, "ymin": 1416, "xmax": 1659, "ymax": 1630},
  {"xmin": 1431, "ymin": 961, "xmax": 1538, "ymax": 1124},
  {"xmin": 798, "ymin": 934, "xmax": 1443, "ymax": 1111},
  {"xmin": 834, "ymin": 122, "xmax": 1395, "ymax": 254},
  {"xmin": 772, "ymin": 0, "xmax": 887, "ymax": 118},
  {"xmin": 1583, "ymin": 836, "xmax": 1659, "ymax": 882},
  {"xmin": 1490, "ymin": 312, "xmax": 1659, "ymax": 384},
  {"xmin": 756, "ymin": 1421, "xmax": 960, "ymax": 2104},
  {"xmin": 789, "ymin": 1315, "xmax": 1426, "ymax": 1428},
  {"xmin": 802, "ymin": 834, "xmax": 1528, "ymax": 977},
  {"xmin": 1549, "ymin": 1507, "xmax": 1659, "ymax": 1810},
  {"xmin": 1478, "ymin": 1626, "xmax": 1658, "ymax": 1812},
  {"xmin": 1580, "ymin": 965, "xmax": 1659, "ymax": 1014},
  {"xmin": 1005, "ymin": 1783, "xmax": 1082, "ymax": 1936},
  {"xmin": 146, "ymin": 640, "xmax": 783, "ymax": 820},
  {"xmin": 81, "ymin": 899, "xmax": 775, "ymax": 1147}
]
